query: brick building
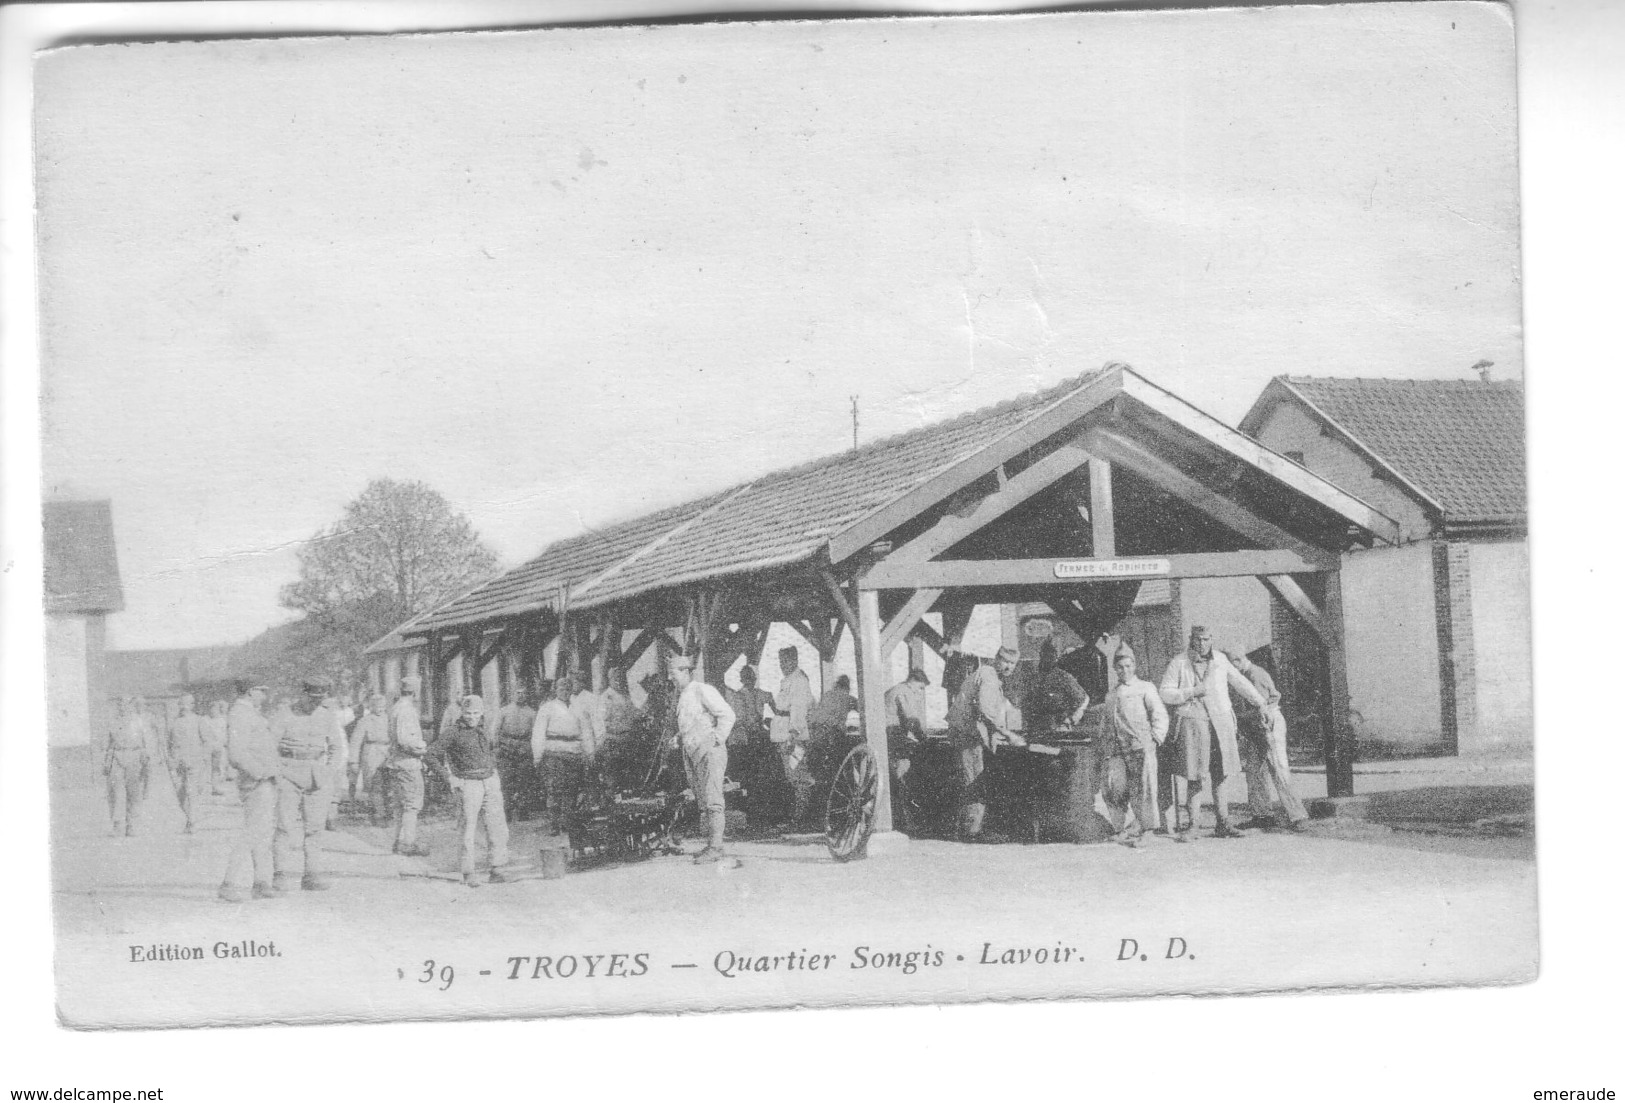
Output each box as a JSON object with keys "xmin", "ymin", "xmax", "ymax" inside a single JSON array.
[{"xmin": 1238, "ymin": 376, "xmax": 1529, "ymax": 755}]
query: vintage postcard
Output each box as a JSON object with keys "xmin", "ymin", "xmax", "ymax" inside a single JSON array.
[{"xmin": 35, "ymin": 2, "xmax": 1533, "ymax": 1029}]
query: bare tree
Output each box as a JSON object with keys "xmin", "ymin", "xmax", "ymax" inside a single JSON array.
[{"xmin": 275, "ymin": 479, "xmax": 500, "ymax": 672}]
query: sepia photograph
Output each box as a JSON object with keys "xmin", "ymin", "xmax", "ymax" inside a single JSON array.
[{"xmin": 27, "ymin": 0, "xmax": 1537, "ymax": 1032}]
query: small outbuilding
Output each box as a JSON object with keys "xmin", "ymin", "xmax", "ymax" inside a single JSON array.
[
  {"xmin": 1239, "ymin": 375, "xmax": 1529, "ymax": 755},
  {"xmin": 44, "ymin": 500, "xmax": 124, "ymax": 747}
]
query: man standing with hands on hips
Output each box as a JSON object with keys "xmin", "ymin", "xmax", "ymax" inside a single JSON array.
[{"xmin": 670, "ymin": 655, "xmax": 736, "ymax": 865}]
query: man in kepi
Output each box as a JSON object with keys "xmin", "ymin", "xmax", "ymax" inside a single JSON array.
[
  {"xmin": 531, "ymin": 676, "xmax": 595, "ymax": 837},
  {"xmin": 386, "ymin": 676, "xmax": 431, "ymax": 857},
  {"xmin": 1105, "ymin": 648, "xmax": 1168, "ymax": 848},
  {"xmin": 272, "ymin": 680, "xmax": 344, "ymax": 891},
  {"xmin": 770, "ymin": 646, "xmax": 814, "ymax": 827},
  {"xmin": 349, "ymin": 692, "xmax": 392, "ymax": 824},
  {"xmin": 882, "ymin": 667, "xmax": 932, "ymax": 833},
  {"xmin": 1225, "ymin": 650, "xmax": 1310, "ymax": 833},
  {"xmin": 103, "ymin": 697, "xmax": 161, "ymax": 837},
  {"xmin": 220, "ymin": 681, "xmax": 280, "ymax": 902},
  {"xmin": 444, "ymin": 694, "xmax": 510, "ymax": 887},
  {"xmin": 946, "ymin": 647, "xmax": 1025, "ymax": 840},
  {"xmin": 670, "ymin": 655, "xmax": 736, "ymax": 864},
  {"xmin": 1159, "ymin": 627, "xmax": 1266, "ymax": 841}
]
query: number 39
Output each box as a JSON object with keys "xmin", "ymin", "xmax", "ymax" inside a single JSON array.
[{"xmin": 419, "ymin": 959, "xmax": 455, "ymax": 990}]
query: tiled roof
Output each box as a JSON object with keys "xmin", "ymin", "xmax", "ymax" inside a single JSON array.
[
  {"xmin": 422, "ymin": 371, "xmax": 1106, "ymax": 628},
  {"xmin": 1276, "ymin": 377, "xmax": 1526, "ymax": 523},
  {"xmin": 417, "ymin": 491, "xmax": 734, "ymax": 631},
  {"xmin": 44, "ymin": 500, "xmax": 124, "ymax": 615}
]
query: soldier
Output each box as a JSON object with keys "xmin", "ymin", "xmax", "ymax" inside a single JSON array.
[
  {"xmin": 670, "ymin": 655, "xmax": 736, "ymax": 864},
  {"xmin": 531, "ymin": 676, "xmax": 594, "ymax": 836},
  {"xmin": 599, "ymin": 667, "xmax": 641, "ymax": 779},
  {"xmin": 770, "ymin": 648, "xmax": 815, "ymax": 825},
  {"xmin": 104, "ymin": 697, "xmax": 161, "ymax": 836},
  {"xmin": 200, "ymin": 700, "xmax": 231, "ymax": 794},
  {"xmin": 1225, "ymin": 650, "xmax": 1310, "ymax": 833},
  {"xmin": 271, "ymin": 680, "xmax": 344, "ymax": 891},
  {"xmin": 1158, "ymin": 627, "xmax": 1266, "ymax": 840},
  {"xmin": 728, "ymin": 665, "xmax": 781, "ymax": 829},
  {"xmin": 168, "ymin": 693, "xmax": 208, "ymax": 833},
  {"xmin": 883, "ymin": 667, "xmax": 932, "ymax": 833},
  {"xmin": 1105, "ymin": 648, "xmax": 1169, "ymax": 848},
  {"xmin": 349, "ymin": 693, "xmax": 392, "ymax": 824},
  {"xmin": 946, "ymin": 648, "xmax": 1025, "ymax": 840},
  {"xmin": 387, "ymin": 676, "xmax": 431, "ymax": 857},
  {"xmin": 444, "ymin": 694, "xmax": 510, "ymax": 886},
  {"xmin": 494, "ymin": 689, "xmax": 540, "ymax": 822},
  {"xmin": 219, "ymin": 682, "xmax": 281, "ymax": 902}
]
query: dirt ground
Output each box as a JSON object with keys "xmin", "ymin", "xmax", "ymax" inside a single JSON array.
[{"xmin": 50, "ymin": 750, "xmax": 1537, "ymax": 1027}]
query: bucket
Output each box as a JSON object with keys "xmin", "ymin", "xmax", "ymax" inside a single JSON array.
[{"xmin": 539, "ymin": 846, "xmax": 570, "ymax": 879}]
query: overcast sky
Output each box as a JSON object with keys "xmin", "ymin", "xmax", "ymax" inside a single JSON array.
[{"xmin": 34, "ymin": 3, "xmax": 1520, "ymax": 650}]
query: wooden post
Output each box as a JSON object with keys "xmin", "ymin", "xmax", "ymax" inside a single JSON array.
[
  {"xmin": 1322, "ymin": 570, "xmax": 1356, "ymax": 798},
  {"xmin": 854, "ymin": 588, "xmax": 899, "ymax": 843},
  {"xmin": 1089, "ymin": 457, "xmax": 1115, "ymax": 558},
  {"xmin": 426, "ymin": 634, "xmax": 444, "ymax": 726}
]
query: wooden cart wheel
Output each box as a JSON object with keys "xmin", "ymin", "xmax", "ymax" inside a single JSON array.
[{"xmin": 824, "ymin": 744, "xmax": 879, "ymax": 862}]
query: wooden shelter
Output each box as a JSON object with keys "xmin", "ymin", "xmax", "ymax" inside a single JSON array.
[{"xmin": 410, "ymin": 365, "xmax": 1397, "ymax": 843}]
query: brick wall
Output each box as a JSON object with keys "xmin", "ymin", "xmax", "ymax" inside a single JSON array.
[{"xmin": 1431, "ymin": 539, "xmax": 1478, "ymax": 752}]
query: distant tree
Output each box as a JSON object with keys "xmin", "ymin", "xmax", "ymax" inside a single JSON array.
[{"xmin": 266, "ymin": 479, "xmax": 500, "ymax": 681}]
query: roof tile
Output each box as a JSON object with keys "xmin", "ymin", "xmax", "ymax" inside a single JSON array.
[{"xmin": 1282, "ymin": 377, "xmax": 1525, "ymax": 523}]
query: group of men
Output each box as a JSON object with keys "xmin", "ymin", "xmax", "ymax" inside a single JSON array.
[
  {"xmin": 107, "ymin": 619, "xmax": 1307, "ymax": 905},
  {"xmin": 899, "ymin": 625, "xmax": 1309, "ymax": 847},
  {"xmin": 101, "ymin": 694, "xmax": 231, "ymax": 836}
]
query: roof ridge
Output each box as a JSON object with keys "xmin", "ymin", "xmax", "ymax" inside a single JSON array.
[
  {"xmin": 503, "ymin": 369, "xmax": 1106, "ymax": 570},
  {"xmin": 1284, "ymin": 374, "xmax": 1523, "ymax": 388}
]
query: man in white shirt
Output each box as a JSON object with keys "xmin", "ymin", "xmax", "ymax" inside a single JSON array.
[
  {"xmin": 531, "ymin": 676, "xmax": 594, "ymax": 836},
  {"xmin": 671, "ymin": 655, "xmax": 736, "ymax": 864},
  {"xmin": 1159, "ymin": 627, "xmax": 1265, "ymax": 840},
  {"xmin": 568, "ymin": 675, "xmax": 603, "ymax": 758},
  {"xmin": 771, "ymin": 646, "xmax": 815, "ymax": 825}
]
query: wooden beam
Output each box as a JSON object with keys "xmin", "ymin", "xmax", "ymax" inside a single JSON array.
[
  {"xmin": 940, "ymin": 601, "xmax": 975, "ymax": 649},
  {"xmin": 1118, "ymin": 372, "xmax": 1401, "ymax": 546},
  {"xmin": 854, "ymin": 588, "xmax": 896, "ymax": 836},
  {"xmin": 885, "ymin": 440, "xmax": 1092, "ymax": 567},
  {"xmin": 863, "ymin": 549, "xmax": 1331, "ymax": 590},
  {"xmin": 1258, "ymin": 574, "xmax": 1341, "ymax": 650},
  {"xmin": 911, "ymin": 620, "xmax": 949, "ymax": 660},
  {"xmin": 1321, "ymin": 570, "xmax": 1356, "ymax": 798},
  {"xmin": 819, "ymin": 568, "xmax": 860, "ymax": 638},
  {"xmin": 878, "ymin": 587, "xmax": 943, "ymax": 658},
  {"xmin": 619, "ymin": 628, "xmax": 658, "ymax": 670},
  {"xmin": 1081, "ymin": 427, "xmax": 1339, "ymax": 568},
  {"xmin": 829, "ymin": 366, "xmax": 1127, "ymax": 563},
  {"xmin": 1089, "ymin": 457, "xmax": 1115, "ymax": 558}
]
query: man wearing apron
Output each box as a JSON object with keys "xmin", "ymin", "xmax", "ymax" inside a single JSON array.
[{"xmin": 1158, "ymin": 627, "xmax": 1265, "ymax": 840}]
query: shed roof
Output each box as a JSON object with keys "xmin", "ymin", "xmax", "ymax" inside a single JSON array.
[
  {"xmin": 418, "ymin": 366, "xmax": 1395, "ymax": 635},
  {"xmin": 1240, "ymin": 376, "xmax": 1526, "ymax": 525},
  {"xmin": 44, "ymin": 500, "xmax": 124, "ymax": 615},
  {"xmin": 419, "ymin": 372, "xmax": 1103, "ymax": 633}
]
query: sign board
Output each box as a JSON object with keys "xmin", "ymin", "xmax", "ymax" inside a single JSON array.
[{"xmin": 1053, "ymin": 558, "xmax": 1171, "ymax": 580}]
